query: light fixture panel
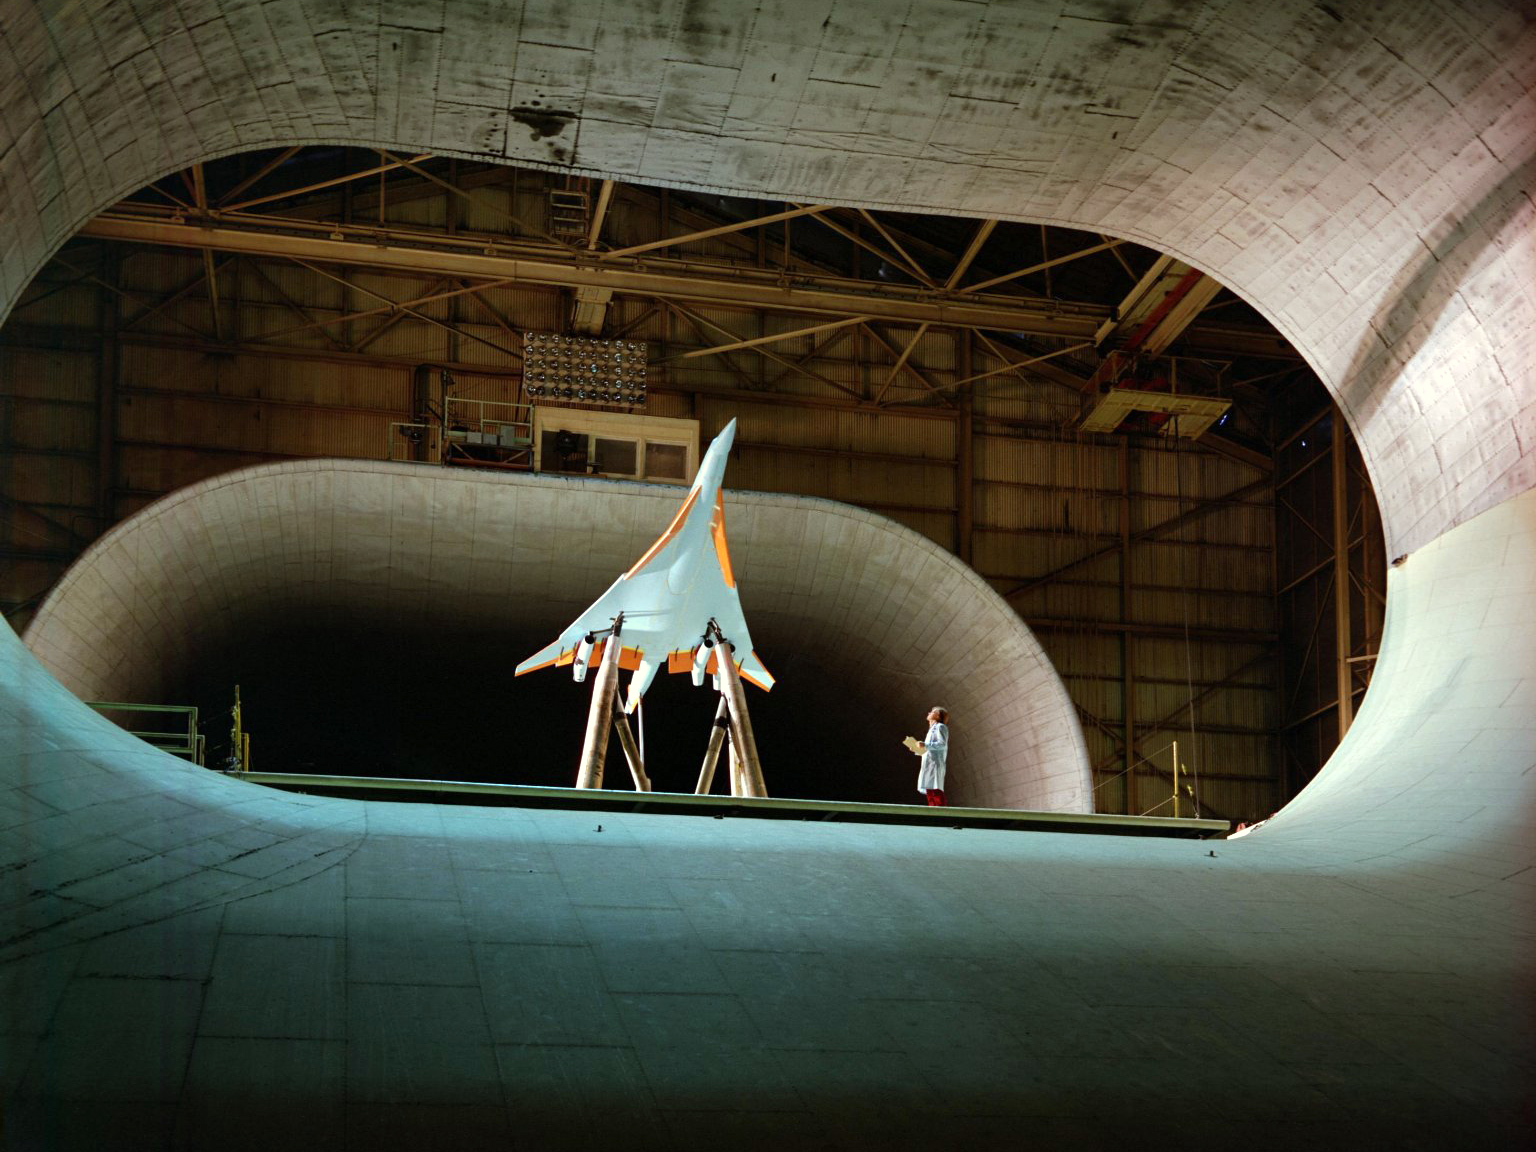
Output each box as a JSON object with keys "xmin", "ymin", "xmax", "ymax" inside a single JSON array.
[{"xmin": 522, "ymin": 332, "xmax": 648, "ymax": 409}]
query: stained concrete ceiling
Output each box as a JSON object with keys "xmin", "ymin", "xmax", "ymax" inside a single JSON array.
[{"xmin": 3, "ymin": 1, "xmax": 1531, "ymax": 564}]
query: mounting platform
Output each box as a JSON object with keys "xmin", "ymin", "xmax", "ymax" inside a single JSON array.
[
  {"xmin": 237, "ymin": 772, "xmax": 1230, "ymax": 839},
  {"xmin": 1080, "ymin": 388, "xmax": 1231, "ymax": 438}
]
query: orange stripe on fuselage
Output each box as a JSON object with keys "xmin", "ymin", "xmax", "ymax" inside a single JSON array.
[
  {"xmin": 625, "ymin": 487, "xmax": 700, "ymax": 580},
  {"xmin": 710, "ymin": 490, "xmax": 735, "ymax": 588}
]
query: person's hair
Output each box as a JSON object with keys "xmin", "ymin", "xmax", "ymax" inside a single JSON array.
[{"xmin": 930, "ymin": 706, "xmax": 949, "ymax": 724}]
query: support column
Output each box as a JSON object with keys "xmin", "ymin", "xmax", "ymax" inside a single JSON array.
[
  {"xmin": 956, "ymin": 330, "xmax": 974, "ymax": 565},
  {"xmin": 717, "ymin": 644, "xmax": 767, "ymax": 797},
  {"xmin": 695, "ymin": 697, "xmax": 729, "ymax": 794},
  {"xmin": 1358, "ymin": 458, "xmax": 1384, "ymax": 665},
  {"xmin": 1331, "ymin": 409, "xmax": 1353, "ymax": 740},
  {"xmin": 727, "ymin": 738, "xmax": 744, "ymax": 797},
  {"xmin": 1119, "ymin": 438, "xmax": 1136, "ymax": 816},
  {"xmin": 1171, "ymin": 739, "xmax": 1180, "ymax": 819},
  {"xmin": 95, "ymin": 251, "xmax": 120, "ymax": 530},
  {"xmin": 612, "ymin": 698, "xmax": 650, "ymax": 791},
  {"xmin": 575, "ymin": 633, "xmax": 623, "ymax": 789},
  {"xmin": 446, "ymin": 158, "xmax": 461, "ymax": 366}
]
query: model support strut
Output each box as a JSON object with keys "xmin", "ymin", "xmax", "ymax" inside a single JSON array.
[
  {"xmin": 713, "ymin": 626, "xmax": 768, "ymax": 798},
  {"xmin": 612, "ymin": 693, "xmax": 651, "ymax": 792},
  {"xmin": 575, "ymin": 617, "xmax": 624, "ymax": 790},
  {"xmin": 695, "ymin": 697, "xmax": 730, "ymax": 795}
]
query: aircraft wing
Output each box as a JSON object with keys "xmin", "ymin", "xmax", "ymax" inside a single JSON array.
[
  {"xmin": 515, "ymin": 418, "xmax": 772, "ymax": 706},
  {"xmin": 670, "ymin": 496, "xmax": 774, "ymax": 691},
  {"xmin": 513, "ymin": 484, "xmax": 699, "ymax": 678},
  {"xmin": 512, "ymin": 566, "xmax": 670, "ymax": 677}
]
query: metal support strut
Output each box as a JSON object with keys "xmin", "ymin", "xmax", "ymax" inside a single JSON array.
[
  {"xmin": 575, "ymin": 617, "xmax": 623, "ymax": 789},
  {"xmin": 714, "ymin": 628, "xmax": 768, "ymax": 798},
  {"xmin": 695, "ymin": 697, "xmax": 730, "ymax": 795},
  {"xmin": 612, "ymin": 694, "xmax": 651, "ymax": 792}
]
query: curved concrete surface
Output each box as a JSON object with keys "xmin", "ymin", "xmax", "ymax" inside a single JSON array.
[
  {"xmin": 1, "ymin": 1, "xmax": 1532, "ymax": 1147},
  {"xmin": 21, "ymin": 459, "xmax": 1091, "ymax": 811}
]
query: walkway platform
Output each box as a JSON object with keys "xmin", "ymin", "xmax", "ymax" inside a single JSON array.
[{"xmin": 238, "ymin": 771, "xmax": 1230, "ymax": 838}]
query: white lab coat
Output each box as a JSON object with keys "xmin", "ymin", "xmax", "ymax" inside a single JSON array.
[{"xmin": 917, "ymin": 721, "xmax": 948, "ymax": 792}]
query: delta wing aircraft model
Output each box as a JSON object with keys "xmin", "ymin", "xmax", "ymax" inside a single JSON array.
[{"xmin": 515, "ymin": 419, "xmax": 775, "ymax": 795}]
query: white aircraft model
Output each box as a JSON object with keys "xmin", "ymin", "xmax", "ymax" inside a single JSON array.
[{"xmin": 514, "ymin": 418, "xmax": 774, "ymax": 711}]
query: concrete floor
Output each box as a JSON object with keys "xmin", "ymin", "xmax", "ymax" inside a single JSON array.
[
  {"xmin": 3, "ymin": 489, "xmax": 1533, "ymax": 1150},
  {"xmin": 0, "ymin": 773, "xmax": 1528, "ymax": 1150}
]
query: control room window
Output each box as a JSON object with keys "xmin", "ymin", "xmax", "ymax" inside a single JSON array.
[
  {"xmin": 645, "ymin": 442, "xmax": 688, "ymax": 480},
  {"xmin": 594, "ymin": 437, "xmax": 639, "ymax": 476},
  {"xmin": 541, "ymin": 429, "xmax": 589, "ymax": 473}
]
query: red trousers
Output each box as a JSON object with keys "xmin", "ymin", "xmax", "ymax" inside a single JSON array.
[{"xmin": 925, "ymin": 789, "xmax": 947, "ymax": 806}]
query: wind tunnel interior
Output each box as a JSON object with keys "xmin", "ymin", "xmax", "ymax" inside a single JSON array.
[
  {"xmin": 176, "ymin": 612, "xmax": 919, "ymax": 803},
  {"xmin": 24, "ymin": 462, "xmax": 1091, "ymax": 812}
]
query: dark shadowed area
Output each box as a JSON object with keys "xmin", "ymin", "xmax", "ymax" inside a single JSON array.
[{"xmin": 179, "ymin": 616, "xmax": 918, "ymax": 804}]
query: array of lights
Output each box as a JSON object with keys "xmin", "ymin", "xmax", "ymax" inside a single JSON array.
[{"xmin": 522, "ymin": 333, "xmax": 647, "ymax": 407}]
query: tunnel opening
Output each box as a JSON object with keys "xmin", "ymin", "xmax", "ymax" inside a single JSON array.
[
  {"xmin": 23, "ymin": 460, "xmax": 1084, "ymax": 810},
  {"xmin": 175, "ymin": 611, "xmax": 917, "ymax": 803}
]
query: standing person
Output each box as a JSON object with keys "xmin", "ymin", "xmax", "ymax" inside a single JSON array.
[{"xmin": 915, "ymin": 706, "xmax": 949, "ymax": 806}]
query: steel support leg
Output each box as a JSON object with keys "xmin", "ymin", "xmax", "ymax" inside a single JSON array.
[{"xmin": 575, "ymin": 636, "xmax": 622, "ymax": 789}]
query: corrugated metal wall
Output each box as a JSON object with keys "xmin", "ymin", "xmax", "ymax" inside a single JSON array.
[
  {"xmin": 0, "ymin": 257, "xmax": 104, "ymax": 620},
  {"xmin": 1274, "ymin": 413, "xmax": 1385, "ymax": 799}
]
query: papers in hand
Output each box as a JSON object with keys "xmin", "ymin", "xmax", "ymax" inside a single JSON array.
[{"xmin": 902, "ymin": 735, "xmax": 925, "ymax": 755}]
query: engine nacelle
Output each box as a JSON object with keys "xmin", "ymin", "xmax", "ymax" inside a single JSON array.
[
  {"xmin": 690, "ymin": 638, "xmax": 713, "ymax": 687},
  {"xmin": 572, "ymin": 635, "xmax": 594, "ymax": 682}
]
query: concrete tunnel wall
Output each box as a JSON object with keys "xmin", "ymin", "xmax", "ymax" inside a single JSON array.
[
  {"xmin": 0, "ymin": 0, "xmax": 1532, "ymax": 1146},
  {"xmin": 20, "ymin": 459, "xmax": 1092, "ymax": 811}
]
